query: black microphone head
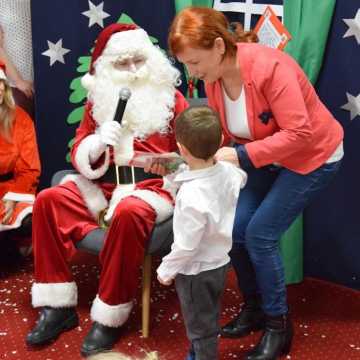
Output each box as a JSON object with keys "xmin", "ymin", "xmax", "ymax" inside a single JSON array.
[{"xmin": 119, "ymin": 87, "xmax": 131, "ymax": 101}]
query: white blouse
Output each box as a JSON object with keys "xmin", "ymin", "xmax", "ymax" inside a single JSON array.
[{"xmin": 223, "ymin": 86, "xmax": 252, "ymax": 140}]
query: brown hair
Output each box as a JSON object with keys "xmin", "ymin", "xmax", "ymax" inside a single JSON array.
[
  {"xmin": 175, "ymin": 105, "xmax": 222, "ymax": 160},
  {"xmin": 168, "ymin": 6, "xmax": 258, "ymax": 58},
  {"xmin": 0, "ymin": 79, "xmax": 15, "ymax": 142}
]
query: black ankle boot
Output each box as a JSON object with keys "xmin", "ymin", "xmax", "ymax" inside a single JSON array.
[
  {"xmin": 244, "ymin": 313, "xmax": 293, "ymax": 360},
  {"xmin": 81, "ymin": 322, "xmax": 122, "ymax": 357},
  {"xmin": 26, "ymin": 306, "xmax": 79, "ymax": 345},
  {"xmin": 221, "ymin": 295, "xmax": 265, "ymax": 338}
]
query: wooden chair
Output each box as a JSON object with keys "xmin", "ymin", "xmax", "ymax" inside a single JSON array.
[{"xmin": 51, "ymin": 170, "xmax": 173, "ymax": 338}]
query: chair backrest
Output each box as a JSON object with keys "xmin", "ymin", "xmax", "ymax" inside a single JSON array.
[{"xmin": 188, "ymin": 97, "xmax": 208, "ymax": 107}]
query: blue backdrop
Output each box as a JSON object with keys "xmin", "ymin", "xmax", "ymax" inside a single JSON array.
[{"xmin": 304, "ymin": 1, "xmax": 360, "ymax": 290}]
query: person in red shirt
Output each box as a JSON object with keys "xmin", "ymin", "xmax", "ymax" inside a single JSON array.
[
  {"xmin": 0, "ymin": 61, "xmax": 40, "ymax": 236},
  {"xmin": 168, "ymin": 7, "xmax": 343, "ymax": 360}
]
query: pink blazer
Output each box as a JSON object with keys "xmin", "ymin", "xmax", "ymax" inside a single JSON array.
[{"xmin": 205, "ymin": 43, "xmax": 343, "ymax": 174}]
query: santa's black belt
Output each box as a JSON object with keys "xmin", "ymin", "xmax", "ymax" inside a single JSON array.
[
  {"xmin": 97, "ymin": 166, "xmax": 161, "ymax": 185},
  {"xmin": 0, "ymin": 172, "xmax": 14, "ymax": 182}
]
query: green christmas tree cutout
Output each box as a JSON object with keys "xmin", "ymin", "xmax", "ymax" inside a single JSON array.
[{"xmin": 66, "ymin": 13, "xmax": 160, "ymax": 162}]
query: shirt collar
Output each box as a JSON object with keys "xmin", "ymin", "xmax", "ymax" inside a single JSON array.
[{"xmin": 173, "ymin": 161, "xmax": 223, "ymax": 183}]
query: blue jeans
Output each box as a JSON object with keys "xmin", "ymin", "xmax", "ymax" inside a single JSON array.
[{"xmin": 231, "ymin": 161, "xmax": 342, "ymax": 316}]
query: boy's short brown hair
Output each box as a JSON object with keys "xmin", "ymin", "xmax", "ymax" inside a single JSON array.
[{"xmin": 175, "ymin": 105, "xmax": 222, "ymax": 160}]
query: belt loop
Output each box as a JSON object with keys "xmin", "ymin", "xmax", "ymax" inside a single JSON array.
[
  {"xmin": 115, "ymin": 165, "xmax": 120, "ymax": 185},
  {"xmin": 131, "ymin": 166, "xmax": 135, "ymax": 185}
]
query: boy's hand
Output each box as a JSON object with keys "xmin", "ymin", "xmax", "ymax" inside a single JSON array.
[
  {"xmin": 144, "ymin": 160, "xmax": 169, "ymax": 176},
  {"xmin": 214, "ymin": 147, "xmax": 240, "ymax": 167},
  {"xmin": 157, "ymin": 274, "xmax": 173, "ymax": 286}
]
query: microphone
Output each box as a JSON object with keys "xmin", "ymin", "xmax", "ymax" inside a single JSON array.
[{"xmin": 113, "ymin": 87, "xmax": 131, "ymax": 125}]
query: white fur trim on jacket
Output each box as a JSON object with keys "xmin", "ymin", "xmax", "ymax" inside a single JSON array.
[
  {"xmin": 2, "ymin": 192, "xmax": 35, "ymax": 203},
  {"xmin": 61, "ymin": 174, "xmax": 108, "ymax": 219},
  {"xmin": 91, "ymin": 295, "xmax": 133, "ymax": 327},
  {"xmin": 74, "ymin": 134, "xmax": 110, "ymax": 180},
  {"xmin": 104, "ymin": 184, "xmax": 135, "ymax": 223},
  {"xmin": 105, "ymin": 186, "xmax": 174, "ymax": 224},
  {"xmin": 31, "ymin": 282, "xmax": 78, "ymax": 308}
]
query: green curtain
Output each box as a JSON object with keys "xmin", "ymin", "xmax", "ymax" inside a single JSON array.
[
  {"xmin": 174, "ymin": 0, "xmax": 213, "ymax": 13},
  {"xmin": 284, "ymin": 0, "xmax": 336, "ymax": 85}
]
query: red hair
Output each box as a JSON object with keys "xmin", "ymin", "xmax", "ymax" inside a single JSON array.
[{"xmin": 168, "ymin": 7, "xmax": 257, "ymax": 58}]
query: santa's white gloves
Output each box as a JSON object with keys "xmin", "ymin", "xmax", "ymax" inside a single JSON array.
[
  {"xmin": 89, "ymin": 121, "xmax": 123, "ymax": 163},
  {"xmin": 99, "ymin": 121, "xmax": 123, "ymax": 146}
]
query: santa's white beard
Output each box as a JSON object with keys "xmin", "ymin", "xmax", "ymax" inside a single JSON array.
[{"xmin": 86, "ymin": 63, "xmax": 176, "ymax": 139}]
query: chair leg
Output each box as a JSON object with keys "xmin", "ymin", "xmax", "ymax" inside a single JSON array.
[{"xmin": 142, "ymin": 254, "xmax": 152, "ymax": 338}]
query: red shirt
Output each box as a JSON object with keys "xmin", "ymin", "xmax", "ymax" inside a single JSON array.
[{"xmin": 0, "ymin": 106, "xmax": 40, "ymax": 199}]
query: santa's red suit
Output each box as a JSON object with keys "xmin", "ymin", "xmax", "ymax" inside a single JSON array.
[{"xmin": 30, "ymin": 24, "xmax": 188, "ymax": 330}]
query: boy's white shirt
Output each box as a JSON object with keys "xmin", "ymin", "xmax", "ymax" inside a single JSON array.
[{"xmin": 157, "ymin": 161, "xmax": 247, "ymax": 282}]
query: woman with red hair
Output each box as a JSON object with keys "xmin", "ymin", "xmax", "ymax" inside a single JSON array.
[{"xmin": 168, "ymin": 6, "xmax": 343, "ymax": 360}]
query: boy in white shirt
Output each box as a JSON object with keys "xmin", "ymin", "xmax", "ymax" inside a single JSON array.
[{"xmin": 157, "ymin": 106, "xmax": 247, "ymax": 360}]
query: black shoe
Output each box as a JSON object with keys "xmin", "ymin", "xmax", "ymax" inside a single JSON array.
[
  {"xmin": 244, "ymin": 313, "xmax": 293, "ymax": 360},
  {"xmin": 221, "ymin": 296, "xmax": 265, "ymax": 338},
  {"xmin": 80, "ymin": 322, "xmax": 122, "ymax": 357},
  {"xmin": 26, "ymin": 307, "xmax": 79, "ymax": 345}
]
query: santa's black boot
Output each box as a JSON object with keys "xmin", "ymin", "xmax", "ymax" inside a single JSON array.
[
  {"xmin": 80, "ymin": 322, "xmax": 122, "ymax": 357},
  {"xmin": 26, "ymin": 306, "xmax": 78, "ymax": 345},
  {"xmin": 221, "ymin": 295, "xmax": 265, "ymax": 338},
  {"xmin": 244, "ymin": 313, "xmax": 293, "ymax": 360}
]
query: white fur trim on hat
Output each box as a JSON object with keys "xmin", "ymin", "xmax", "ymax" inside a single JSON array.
[
  {"xmin": 31, "ymin": 282, "xmax": 78, "ymax": 308},
  {"xmin": 61, "ymin": 174, "xmax": 108, "ymax": 219},
  {"xmin": 0, "ymin": 68, "xmax": 6, "ymax": 80},
  {"xmin": 91, "ymin": 295, "xmax": 133, "ymax": 327},
  {"xmin": 101, "ymin": 29, "xmax": 153, "ymax": 58},
  {"xmin": 74, "ymin": 134, "xmax": 110, "ymax": 180}
]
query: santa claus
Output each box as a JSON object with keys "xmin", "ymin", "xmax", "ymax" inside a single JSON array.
[{"xmin": 26, "ymin": 23, "xmax": 188, "ymax": 357}]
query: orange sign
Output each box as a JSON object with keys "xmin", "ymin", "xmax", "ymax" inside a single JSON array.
[{"xmin": 254, "ymin": 6, "xmax": 292, "ymax": 51}]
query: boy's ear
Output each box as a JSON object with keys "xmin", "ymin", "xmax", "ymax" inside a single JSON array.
[{"xmin": 177, "ymin": 142, "xmax": 191, "ymax": 157}]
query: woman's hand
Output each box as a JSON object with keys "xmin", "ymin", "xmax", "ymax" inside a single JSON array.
[
  {"xmin": 214, "ymin": 146, "xmax": 240, "ymax": 167},
  {"xmin": 1, "ymin": 200, "xmax": 16, "ymax": 225}
]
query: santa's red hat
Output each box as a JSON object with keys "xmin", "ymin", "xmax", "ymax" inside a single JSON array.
[
  {"xmin": 89, "ymin": 23, "xmax": 138, "ymax": 75},
  {"xmin": 82, "ymin": 23, "xmax": 155, "ymax": 91},
  {"xmin": 0, "ymin": 60, "xmax": 7, "ymax": 81}
]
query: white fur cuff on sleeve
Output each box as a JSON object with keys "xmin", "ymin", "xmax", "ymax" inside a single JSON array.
[{"xmin": 74, "ymin": 134, "xmax": 110, "ymax": 180}]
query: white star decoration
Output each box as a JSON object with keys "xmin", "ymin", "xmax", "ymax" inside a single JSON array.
[
  {"xmin": 341, "ymin": 93, "xmax": 360, "ymax": 121},
  {"xmin": 343, "ymin": 8, "xmax": 360, "ymax": 44},
  {"xmin": 42, "ymin": 39, "xmax": 70, "ymax": 66},
  {"xmin": 82, "ymin": 1, "xmax": 110, "ymax": 28}
]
